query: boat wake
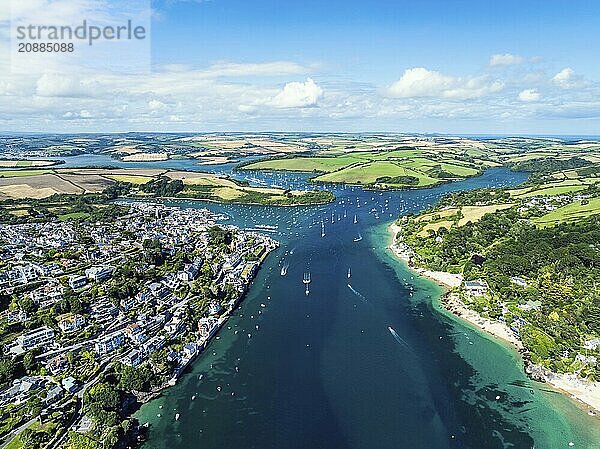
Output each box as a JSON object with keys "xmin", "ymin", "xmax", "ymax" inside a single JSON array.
[
  {"xmin": 388, "ymin": 326, "xmax": 410, "ymax": 348},
  {"xmin": 347, "ymin": 284, "xmax": 368, "ymax": 303},
  {"xmin": 280, "ymin": 262, "xmax": 289, "ymax": 276}
]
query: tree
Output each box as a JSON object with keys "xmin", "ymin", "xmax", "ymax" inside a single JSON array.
[
  {"xmin": 101, "ymin": 426, "xmax": 120, "ymax": 449},
  {"xmin": 23, "ymin": 351, "xmax": 38, "ymax": 374},
  {"xmin": 118, "ymin": 364, "xmax": 155, "ymax": 392},
  {"xmin": 19, "ymin": 428, "xmax": 45, "ymax": 449},
  {"xmin": 208, "ymin": 226, "xmax": 232, "ymax": 246}
]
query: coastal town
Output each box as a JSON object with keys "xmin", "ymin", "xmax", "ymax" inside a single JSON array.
[{"xmin": 0, "ymin": 201, "xmax": 278, "ymax": 448}]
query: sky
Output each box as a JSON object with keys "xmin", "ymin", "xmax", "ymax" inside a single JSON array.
[{"xmin": 1, "ymin": 0, "xmax": 600, "ymax": 134}]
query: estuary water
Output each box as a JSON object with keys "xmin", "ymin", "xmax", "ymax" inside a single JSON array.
[
  {"xmin": 120, "ymin": 166, "xmax": 600, "ymax": 449},
  {"xmin": 30, "ymin": 155, "xmax": 600, "ymax": 448}
]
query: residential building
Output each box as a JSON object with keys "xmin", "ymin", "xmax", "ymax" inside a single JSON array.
[
  {"xmin": 465, "ymin": 279, "xmax": 489, "ymax": 296},
  {"xmin": 94, "ymin": 332, "xmax": 124, "ymax": 355},
  {"xmin": 57, "ymin": 314, "xmax": 85, "ymax": 333},
  {"xmin": 68, "ymin": 275, "xmax": 88, "ymax": 290},
  {"xmin": 15, "ymin": 327, "xmax": 55, "ymax": 351},
  {"xmin": 85, "ymin": 265, "xmax": 114, "ymax": 282}
]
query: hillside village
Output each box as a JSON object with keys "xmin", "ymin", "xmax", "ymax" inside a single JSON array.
[{"xmin": 0, "ymin": 202, "xmax": 277, "ymax": 448}]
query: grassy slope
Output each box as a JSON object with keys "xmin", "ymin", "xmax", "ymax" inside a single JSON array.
[
  {"xmin": 242, "ymin": 156, "xmax": 361, "ymax": 172},
  {"xmin": 535, "ymin": 197, "xmax": 600, "ymax": 227},
  {"xmin": 242, "ymin": 148, "xmax": 483, "ymax": 188}
]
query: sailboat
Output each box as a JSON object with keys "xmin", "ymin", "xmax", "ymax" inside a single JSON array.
[
  {"xmin": 353, "ymin": 215, "xmax": 358, "ymax": 224},
  {"xmin": 354, "ymin": 231, "xmax": 362, "ymax": 242},
  {"xmin": 347, "ymin": 268, "xmax": 351, "ymax": 279},
  {"xmin": 303, "ymin": 272, "xmax": 311, "ymax": 296}
]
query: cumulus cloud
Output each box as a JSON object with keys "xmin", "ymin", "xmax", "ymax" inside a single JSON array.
[
  {"xmin": 387, "ymin": 68, "xmax": 503, "ymax": 100},
  {"xmin": 518, "ymin": 88, "xmax": 540, "ymax": 102},
  {"xmin": 148, "ymin": 99, "xmax": 167, "ymax": 111},
  {"xmin": 489, "ymin": 53, "xmax": 524, "ymax": 66},
  {"xmin": 270, "ymin": 78, "xmax": 323, "ymax": 108},
  {"xmin": 387, "ymin": 68, "xmax": 453, "ymax": 98},
  {"xmin": 35, "ymin": 74, "xmax": 97, "ymax": 97},
  {"xmin": 552, "ymin": 68, "xmax": 585, "ymax": 89}
]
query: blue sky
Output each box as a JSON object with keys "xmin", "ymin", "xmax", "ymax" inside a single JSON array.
[
  {"xmin": 152, "ymin": 0, "xmax": 598, "ymax": 76},
  {"xmin": 1, "ymin": 0, "xmax": 600, "ymax": 134}
]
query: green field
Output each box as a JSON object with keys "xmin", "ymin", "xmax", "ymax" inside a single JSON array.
[
  {"xmin": 510, "ymin": 182, "xmax": 589, "ymax": 198},
  {"xmin": 240, "ymin": 148, "xmax": 483, "ymax": 189},
  {"xmin": 0, "ymin": 169, "xmax": 54, "ymax": 177},
  {"xmin": 59, "ymin": 212, "xmax": 91, "ymax": 221},
  {"xmin": 402, "ymin": 158, "xmax": 480, "ymax": 177},
  {"xmin": 535, "ymin": 197, "xmax": 600, "ymax": 227},
  {"xmin": 241, "ymin": 156, "xmax": 361, "ymax": 173},
  {"xmin": 521, "ymin": 185, "xmax": 588, "ymax": 197},
  {"xmin": 314, "ymin": 161, "xmax": 439, "ymax": 186}
]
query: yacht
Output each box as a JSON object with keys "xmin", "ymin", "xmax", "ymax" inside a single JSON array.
[{"xmin": 303, "ymin": 272, "xmax": 311, "ymax": 295}]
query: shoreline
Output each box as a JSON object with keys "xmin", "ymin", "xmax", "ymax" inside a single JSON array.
[
  {"xmin": 124, "ymin": 194, "xmax": 334, "ymax": 208},
  {"xmin": 387, "ymin": 222, "xmax": 600, "ymax": 416}
]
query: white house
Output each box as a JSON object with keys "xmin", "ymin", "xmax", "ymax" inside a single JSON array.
[
  {"xmin": 57, "ymin": 314, "xmax": 85, "ymax": 333},
  {"xmin": 68, "ymin": 275, "xmax": 88, "ymax": 290},
  {"xmin": 15, "ymin": 327, "xmax": 55, "ymax": 351},
  {"xmin": 122, "ymin": 349, "xmax": 143, "ymax": 367},
  {"xmin": 94, "ymin": 332, "xmax": 124, "ymax": 355},
  {"xmin": 464, "ymin": 280, "xmax": 489, "ymax": 296},
  {"xmin": 85, "ymin": 265, "xmax": 114, "ymax": 282}
]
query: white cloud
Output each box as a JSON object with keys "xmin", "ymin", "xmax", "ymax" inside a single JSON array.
[
  {"xmin": 489, "ymin": 53, "xmax": 524, "ymax": 66},
  {"xmin": 148, "ymin": 99, "xmax": 166, "ymax": 111},
  {"xmin": 552, "ymin": 67, "xmax": 584, "ymax": 89},
  {"xmin": 35, "ymin": 74, "xmax": 96, "ymax": 97},
  {"xmin": 518, "ymin": 88, "xmax": 540, "ymax": 102},
  {"xmin": 387, "ymin": 68, "xmax": 503, "ymax": 100},
  {"xmin": 387, "ymin": 68, "xmax": 453, "ymax": 98},
  {"xmin": 203, "ymin": 61, "xmax": 310, "ymax": 77},
  {"xmin": 270, "ymin": 78, "xmax": 323, "ymax": 108}
]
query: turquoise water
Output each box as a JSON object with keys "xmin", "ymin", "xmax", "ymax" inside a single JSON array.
[
  {"xmin": 124, "ymin": 167, "xmax": 600, "ymax": 449},
  {"xmin": 17, "ymin": 155, "xmax": 598, "ymax": 448}
]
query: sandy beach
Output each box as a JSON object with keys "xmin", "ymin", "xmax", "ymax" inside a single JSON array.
[
  {"xmin": 388, "ymin": 223, "xmax": 462, "ymax": 289},
  {"xmin": 387, "ymin": 222, "xmax": 600, "ymax": 415}
]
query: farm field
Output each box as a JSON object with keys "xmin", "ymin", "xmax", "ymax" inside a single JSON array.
[
  {"xmin": 413, "ymin": 203, "xmax": 514, "ymax": 236},
  {"xmin": 0, "ymin": 167, "xmax": 333, "ymax": 205},
  {"xmin": 0, "ymin": 169, "xmax": 54, "ymax": 177},
  {"xmin": 105, "ymin": 174, "xmax": 155, "ymax": 184},
  {"xmin": 242, "ymin": 156, "xmax": 360, "ymax": 173},
  {"xmin": 314, "ymin": 161, "xmax": 440, "ymax": 187},
  {"xmin": 0, "ymin": 160, "xmax": 57, "ymax": 168},
  {"xmin": 241, "ymin": 147, "xmax": 485, "ymax": 189},
  {"xmin": 457, "ymin": 204, "xmax": 514, "ymax": 226},
  {"xmin": 534, "ymin": 197, "xmax": 600, "ymax": 227}
]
